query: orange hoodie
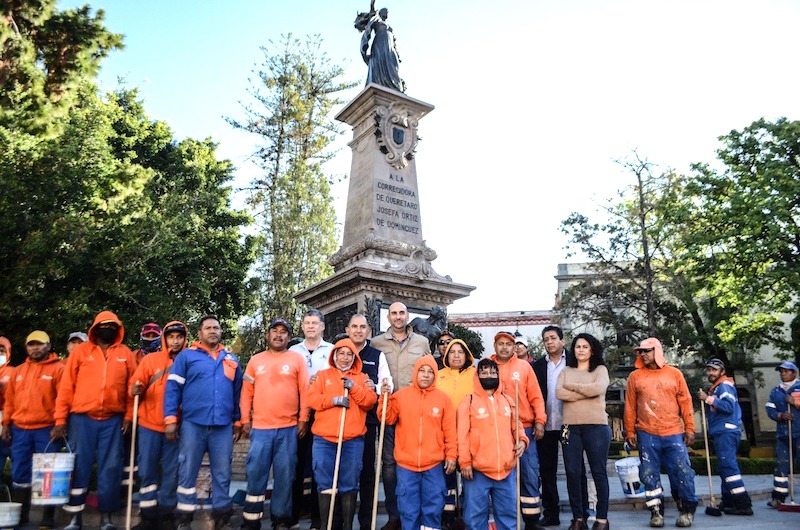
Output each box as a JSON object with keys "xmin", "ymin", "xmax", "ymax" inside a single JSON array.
[
  {"xmin": 308, "ymin": 338, "xmax": 377, "ymax": 442},
  {"xmin": 0, "ymin": 337, "xmax": 15, "ymax": 412},
  {"xmin": 379, "ymin": 356, "xmax": 457, "ymax": 472},
  {"xmin": 128, "ymin": 321, "xmax": 187, "ymax": 433},
  {"xmin": 54, "ymin": 311, "xmax": 137, "ymax": 425},
  {"xmin": 490, "ymin": 354, "xmax": 546, "ymax": 428},
  {"xmin": 457, "ymin": 372, "xmax": 528, "ymax": 480},
  {"xmin": 3, "ymin": 353, "xmax": 64, "ymax": 429},
  {"xmin": 624, "ymin": 338, "xmax": 695, "ymax": 437}
]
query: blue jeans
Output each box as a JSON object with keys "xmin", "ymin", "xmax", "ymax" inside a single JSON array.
[
  {"xmin": 396, "ymin": 465, "xmax": 446, "ymax": 530},
  {"xmin": 381, "ymin": 424, "xmax": 399, "ymax": 519},
  {"xmin": 562, "ymin": 424, "xmax": 611, "ymax": 520},
  {"xmin": 137, "ymin": 426, "xmax": 178, "ymax": 514},
  {"xmin": 10, "ymin": 426, "xmax": 61, "ymax": 488},
  {"xmin": 463, "ymin": 469, "xmax": 517, "ymax": 530},
  {"xmin": 175, "ymin": 421, "xmax": 233, "ymax": 514},
  {"xmin": 65, "ymin": 414, "xmax": 124, "ymax": 513},
  {"xmin": 520, "ymin": 426, "xmax": 542, "ymax": 519},
  {"xmin": 312, "ymin": 435, "xmax": 363, "ymax": 494},
  {"xmin": 637, "ymin": 431, "xmax": 697, "ymax": 511},
  {"xmin": 242, "ymin": 426, "xmax": 297, "ymax": 525}
]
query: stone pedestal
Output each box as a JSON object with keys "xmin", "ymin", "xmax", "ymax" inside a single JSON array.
[{"xmin": 294, "ymin": 84, "xmax": 474, "ymax": 337}]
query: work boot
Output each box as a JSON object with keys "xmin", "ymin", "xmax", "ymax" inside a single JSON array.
[
  {"xmin": 175, "ymin": 513, "xmax": 193, "ymax": 530},
  {"xmin": 379, "ymin": 518, "xmax": 401, "ymax": 530},
  {"xmin": 159, "ymin": 512, "xmax": 176, "ymax": 530},
  {"xmin": 133, "ymin": 507, "xmax": 160, "ymax": 530},
  {"xmin": 40, "ymin": 506, "xmax": 56, "ymax": 529},
  {"xmin": 524, "ymin": 515, "xmax": 547, "ymax": 530},
  {"xmin": 11, "ymin": 486, "xmax": 31, "ymax": 524},
  {"xmin": 675, "ymin": 512, "xmax": 693, "ymax": 527},
  {"xmin": 213, "ymin": 509, "xmax": 234, "ymax": 530},
  {"xmin": 65, "ymin": 513, "xmax": 83, "ymax": 530},
  {"xmin": 339, "ymin": 492, "xmax": 357, "ymax": 530},
  {"xmin": 100, "ymin": 512, "xmax": 117, "ymax": 530},
  {"xmin": 723, "ymin": 493, "xmax": 753, "ymax": 516},
  {"xmin": 766, "ymin": 497, "xmax": 783, "ymax": 508},
  {"xmin": 317, "ymin": 493, "xmax": 333, "ymax": 530},
  {"xmin": 649, "ymin": 505, "xmax": 664, "ymax": 528}
]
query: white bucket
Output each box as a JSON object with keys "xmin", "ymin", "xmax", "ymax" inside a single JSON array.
[
  {"xmin": 0, "ymin": 486, "xmax": 21, "ymax": 526},
  {"xmin": 0, "ymin": 502, "xmax": 21, "ymax": 526},
  {"xmin": 615, "ymin": 456, "xmax": 645, "ymax": 498},
  {"xmin": 32, "ymin": 452, "xmax": 76, "ymax": 505}
]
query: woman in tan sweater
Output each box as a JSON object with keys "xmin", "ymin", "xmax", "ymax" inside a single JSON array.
[{"xmin": 556, "ymin": 333, "xmax": 611, "ymax": 530}]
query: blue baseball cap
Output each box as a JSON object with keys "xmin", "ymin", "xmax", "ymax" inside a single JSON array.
[{"xmin": 776, "ymin": 361, "xmax": 798, "ymax": 372}]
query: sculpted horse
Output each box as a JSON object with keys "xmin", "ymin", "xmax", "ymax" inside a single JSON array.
[{"xmin": 410, "ymin": 306, "xmax": 448, "ymax": 347}]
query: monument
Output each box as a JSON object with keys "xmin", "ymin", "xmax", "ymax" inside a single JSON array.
[{"xmin": 294, "ymin": 4, "xmax": 474, "ymax": 336}]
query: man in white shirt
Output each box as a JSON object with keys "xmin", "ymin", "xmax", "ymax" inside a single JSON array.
[{"xmin": 289, "ymin": 309, "xmax": 334, "ymax": 529}]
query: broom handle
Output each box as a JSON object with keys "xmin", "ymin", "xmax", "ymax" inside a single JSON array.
[
  {"xmin": 700, "ymin": 400, "xmax": 715, "ymax": 504},
  {"xmin": 371, "ymin": 382, "xmax": 389, "ymax": 530},
  {"xmin": 125, "ymin": 393, "xmax": 140, "ymax": 530},
  {"xmin": 328, "ymin": 388, "xmax": 349, "ymax": 530},
  {"xmin": 790, "ymin": 417, "xmax": 794, "ymax": 503},
  {"xmin": 515, "ymin": 378, "xmax": 521, "ymax": 530}
]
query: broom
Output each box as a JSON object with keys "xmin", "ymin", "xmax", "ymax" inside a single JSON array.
[
  {"xmin": 778, "ymin": 416, "xmax": 800, "ymax": 512},
  {"xmin": 699, "ymin": 399, "xmax": 721, "ymax": 516}
]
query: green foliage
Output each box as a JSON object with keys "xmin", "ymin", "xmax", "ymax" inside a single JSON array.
[
  {"xmin": 558, "ymin": 136, "xmax": 797, "ymax": 374},
  {"xmin": 0, "ymin": 86, "xmax": 255, "ymax": 356},
  {"xmin": 687, "ymin": 457, "xmax": 774, "ymax": 476},
  {"xmin": 676, "ymin": 118, "xmax": 800, "ymax": 358},
  {"xmin": 228, "ymin": 34, "xmax": 356, "ymax": 335},
  {"xmin": 447, "ymin": 323, "xmax": 485, "ymax": 359},
  {"xmin": 0, "ymin": 1, "xmax": 123, "ymax": 135}
]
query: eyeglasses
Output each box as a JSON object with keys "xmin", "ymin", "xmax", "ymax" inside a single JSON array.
[
  {"xmin": 636, "ymin": 348, "xmax": 655, "ymax": 353},
  {"xmin": 437, "ymin": 339, "xmax": 452, "ymax": 346}
]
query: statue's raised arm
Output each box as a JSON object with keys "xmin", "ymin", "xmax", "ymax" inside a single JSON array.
[{"xmin": 354, "ymin": 4, "xmax": 405, "ymax": 92}]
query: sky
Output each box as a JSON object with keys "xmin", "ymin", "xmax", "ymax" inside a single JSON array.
[{"xmin": 60, "ymin": 0, "xmax": 800, "ymax": 314}]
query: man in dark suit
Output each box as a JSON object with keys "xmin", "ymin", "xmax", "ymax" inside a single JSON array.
[{"xmin": 531, "ymin": 325, "xmax": 585, "ymax": 526}]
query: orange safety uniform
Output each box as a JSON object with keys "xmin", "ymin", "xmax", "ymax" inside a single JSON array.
[
  {"xmin": 3, "ymin": 353, "xmax": 64, "ymax": 429},
  {"xmin": 308, "ymin": 338, "xmax": 377, "ymax": 442},
  {"xmin": 0, "ymin": 337, "xmax": 15, "ymax": 414},
  {"xmin": 457, "ymin": 373, "xmax": 528, "ymax": 480},
  {"xmin": 437, "ymin": 339, "xmax": 477, "ymax": 409},
  {"xmin": 128, "ymin": 320, "xmax": 187, "ymax": 433},
  {"xmin": 490, "ymin": 354, "xmax": 546, "ymax": 428},
  {"xmin": 624, "ymin": 345, "xmax": 695, "ymax": 437},
  {"xmin": 379, "ymin": 356, "xmax": 457, "ymax": 472},
  {"xmin": 240, "ymin": 348, "xmax": 310, "ymax": 429},
  {"xmin": 54, "ymin": 310, "xmax": 137, "ymax": 425}
]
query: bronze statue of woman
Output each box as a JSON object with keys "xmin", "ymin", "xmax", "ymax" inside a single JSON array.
[{"xmin": 356, "ymin": 3, "xmax": 405, "ymax": 92}]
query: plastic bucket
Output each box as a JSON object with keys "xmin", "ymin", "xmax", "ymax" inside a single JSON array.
[
  {"xmin": 615, "ymin": 456, "xmax": 645, "ymax": 498},
  {"xmin": 32, "ymin": 451, "xmax": 76, "ymax": 505},
  {"xmin": 0, "ymin": 485, "xmax": 21, "ymax": 526}
]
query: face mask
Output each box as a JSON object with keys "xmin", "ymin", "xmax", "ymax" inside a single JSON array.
[
  {"xmin": 95, "ymin": 328, "xmax": 117, "ymax": 343},
  {"xmin": 0, "ymin": 355, "xmax": 6, "ymax": 366},
  {"xmin": 479, "ymin": 376, "xmax": 499, "ymax": 391}
]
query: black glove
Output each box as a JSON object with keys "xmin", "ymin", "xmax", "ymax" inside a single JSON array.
[
  {"xmin": 342, "ymin": 377, "xmax": 354, "ymax": 390},
  {"xmin": 332, "ymin": 396, "xmax": 350, "ymax": 408}
]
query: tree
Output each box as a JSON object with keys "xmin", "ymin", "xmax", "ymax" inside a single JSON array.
[
  {"xmin": 1, "ymin": 1, "xmax": 123, "ymax": 134},
  {"xmin": 228, "ymin": 34, "xmax": 355, "ymax": 332},
  {"xmin": 0, "ymin": 2, "xmax": 255, "ymax": 358},
  {"xmin": 677, "ymin": 118, "xmax": 800, "ymax": 361},
  {"xmin": 0, "ymin": 86, "xmax": 255, "ymax": 357},
  {"xmin": 559, "ymin": 152, "xmax": 761, "ymax": 374},
  {"xmin": 448, "ymin": 323, "xmax": 485, "ymax": 360}
]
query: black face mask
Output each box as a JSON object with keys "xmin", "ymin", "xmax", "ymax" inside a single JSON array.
[
  {"xmin": 479, "ymin": 376, "xmax": 500, "ymax": 391},
  {"xmin": 95, "ymin": 327, "xmax": 117, "ymax": 343}
]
